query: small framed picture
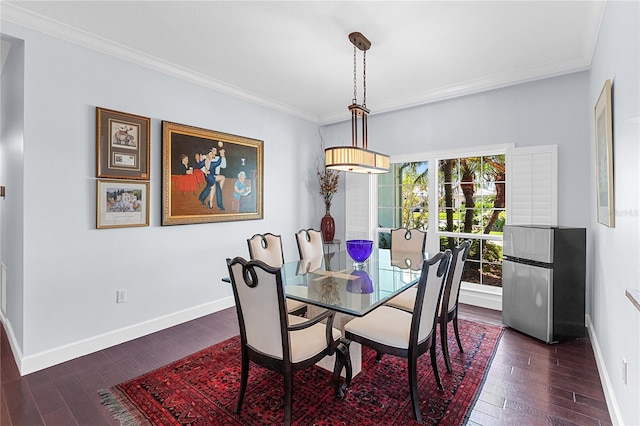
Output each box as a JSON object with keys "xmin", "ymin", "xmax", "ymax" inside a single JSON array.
[
  {"xmin": 96, "ymin": 107, "xmax": 150, "ymax": 180},
  {"xmin": 97, "ymin": 179, "xmax": 150, "ymax": 229}
]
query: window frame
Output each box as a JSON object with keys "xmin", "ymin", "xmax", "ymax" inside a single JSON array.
[
  {"xmin": 359, "ymin": 143, "xmax": 558, "ymax": 311},
  {"xmin": 379, "ymin": 144, "xmax": 512, "ymax": 255}
]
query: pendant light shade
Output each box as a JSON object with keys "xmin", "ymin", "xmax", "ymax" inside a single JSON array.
[
  {"xmin": 325, "ymin": 32, "xmax": 389, "ymax": 174},
  {"xmin": 325, "ymin": 147, "xmax": 390, "ymax": 174}
]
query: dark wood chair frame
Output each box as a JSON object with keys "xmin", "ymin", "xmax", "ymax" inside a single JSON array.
[
  {"xmin": 247, "ymin": 232, "xmax": 307, "ymax": 316},
  {"xmin": 343, "ymin": 250, "xmax": 452, "ymax": 423},
  {"xmin": 227, "ymin": 257, "xmax": 348, "ymax": 426},
  {"xmin": 439, "ymin": 240, "xmax": 472, "ymax": 372}
]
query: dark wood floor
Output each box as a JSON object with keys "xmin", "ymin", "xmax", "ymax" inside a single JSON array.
[{"xmin": 1, "ymin": 304, "xmax": 611, "ymax": 425}]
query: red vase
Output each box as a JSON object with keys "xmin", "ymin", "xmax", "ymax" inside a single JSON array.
[{"xmin": 320, "ymin": 206, "xmax": 335, "ymax": 242}]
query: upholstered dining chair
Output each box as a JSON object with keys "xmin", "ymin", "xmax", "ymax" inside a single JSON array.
[
  {"xmin": 295, "ymin": 228, "xmax": 325, "ymax": 260},
  {"xmin": 343, "ymin": 250, "xmax": 452, "ymax": 423},
  {"xmin": 389, "ymin": 250, "xmax": 425, "ymax": 271},
  {"xmin": 438, "ymin": 240, "xmax": 471, "ymax": 372},
  {"xmin": 226, "ymin": 257, "xmax": 343, "ymax": 426},
  {"xmin": 384, "ymin": 227, "xmax": 427, "ymax": 310},
  {"xmin": 390, "ymin": 227, "xmax": 427, "ymax": 252},
  {"xmin": 247, "ymin": 233, "xmax": 307, "ymax": 316},
  {"xmin": 384, "ymin": 240, "xmax": 471, "ymax": 373}
]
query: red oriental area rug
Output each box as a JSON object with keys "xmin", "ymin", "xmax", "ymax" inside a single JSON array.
[{"xmin": 100, "ymin": 319, "xmax": 502, "ymax": 425}]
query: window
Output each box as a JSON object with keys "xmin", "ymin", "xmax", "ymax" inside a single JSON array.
[
  {"xmin": 438, "ymin": 155, "xmax": 505, "ymax": 287},
  {"xmin": 357, "ymin": 143, "xmax": 556, "ymax": 308},
  {"xmin": 375, "ymin": 150, "xmax": 507, "ymax": 288},
  {"xmin": 377, "ymin": 161, "xmax": 428, "ymax": 248}
]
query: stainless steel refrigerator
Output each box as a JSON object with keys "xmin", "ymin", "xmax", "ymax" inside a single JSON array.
[{"xmin": 502, "ymin": 225, "xmax": 586, "ymax": 343}]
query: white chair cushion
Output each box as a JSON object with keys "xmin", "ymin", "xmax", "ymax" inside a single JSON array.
[
  {"xmin": 288, "ymin": 315, "xmax": 342, "ymax": 363},
  {"xmin": 285, "ymin": 285, "xmax": 307, "ymax": 313},
  {"xmin": 286, "ymin": 298, "xmax": 307, "ymax": 313},
  {"xmin": 345, "ymin": 306, "xmax": 413, "ymax": 349},
  {"xmin": 385, "ymin": 287, "xmax": 417, "ymax": 312}
]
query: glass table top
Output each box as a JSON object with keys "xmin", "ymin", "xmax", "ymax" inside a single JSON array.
[{"xmin": 281, "ymin": 248, "xmax": 430, "ymax": 317}]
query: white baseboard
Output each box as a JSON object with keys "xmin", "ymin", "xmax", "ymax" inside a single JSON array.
[
  {"xmin": 17, "ymin": 297, "xmax": 235, "ymax": 376},
  {"xmin": 459, "ymin": 283, "xmax": 502, "ymax": 311},
  {"xmin": 0, "ymin": 317, "xmax": 24, "ymax": 374},
  {"xmin": 586, "ymin": 314, "xmax": 623, "ymax": 425}
]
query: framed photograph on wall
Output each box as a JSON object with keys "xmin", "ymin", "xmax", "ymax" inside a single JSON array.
[
  {"xmin": 97, "ymin": 179, "xmax": 150, "ymax": 229},
  {"xmin": 594, "ymin": 79, "xmax": 614, "ymax": 228},
  {"xmin": 161, "ymin": 121, "xmax": 263, "ymax": 225},
  {"xmin": 96, "ymin": 107, "xmax": 150, "ymax": 180}
]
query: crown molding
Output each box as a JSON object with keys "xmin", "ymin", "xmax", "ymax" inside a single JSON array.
[
  {"xmin": 1, "ymin": 3, "xmax": 319, "ymax": 123},
  {"xmin": 2, "ymin": 2, "xmax": 602, "ymax": 127},
  {"xmin": 319, "ymin": 55, "xmax": 592, "ymax": 126}
]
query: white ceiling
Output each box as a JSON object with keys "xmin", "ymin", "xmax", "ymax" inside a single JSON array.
[{"xmin": 2, "ymin": 1, "xmax": 605, "ymax": 124}]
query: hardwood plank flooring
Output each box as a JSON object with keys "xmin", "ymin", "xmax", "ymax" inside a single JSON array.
[{"xmin": 1, "ymin": 305, "xmax": 611, "ymax": 425}]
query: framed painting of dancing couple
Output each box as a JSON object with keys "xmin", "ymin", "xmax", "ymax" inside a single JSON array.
[
  {"xmin": 96, "ymin": 107, "xmax": 150, "ymax": 180},
  {"xmin": 161, "ymin": 121, "xmax": 264, "ymax": 225}
]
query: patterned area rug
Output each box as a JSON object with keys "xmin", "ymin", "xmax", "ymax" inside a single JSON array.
[{"xmin": 100, "ymin": 319, "xmax": 502, "ymax": 425}]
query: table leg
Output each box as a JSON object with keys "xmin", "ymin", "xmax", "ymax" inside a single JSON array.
[{"xmin": 311, "ymin": 306, "xmax": 362, "ymax": 379}]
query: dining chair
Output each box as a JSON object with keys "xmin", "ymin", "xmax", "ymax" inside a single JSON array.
[
  {"xmin": 295, "ymin": 228, "xmax": 325, "ymax": 260},
  {"xmin": 343, "ymin": 250, "xmax": 452, "ymax": 423},
  {"xmin": 390, "ymin": 227, "xmax": 427, "ymax": 252},
  {"xmin": 247, "ymin": 233, "xmax": 307, "ymax": 316},
  {"xmin": 438, "ymin": 240, "xmax": 471, "ymax": 372},
  {"xmin": 389, "ymin": 250, "xmax": 425, "ymax": 271},
  {"xmin": 226, "ymin": 257, "xmax": 344, "ymax": 425},
  {"xmin": 384, "ymin": 240, "xmax": 471, "ymax": 373},
  {"xmin": 383, "ymin": 228, "xmax": 427, "ymax": 310}
]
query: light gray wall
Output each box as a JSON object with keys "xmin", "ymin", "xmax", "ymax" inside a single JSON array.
[
  {"xmin": 320, "ymin": 3, "xmax": 640, "ymax": 423},
  {"xmin": 1, "ymin": 21, "xmax": 324, "ymax": 363},
  {"xmin": 588, "ymin": 1, "xmax": 640, "ymax": 424},
  {"xmin": 2, "ymin": 8, "xmax": 638, "ymax": 423},
  {"xmin": 321, "ymin": 71, "xmax": 591, "ymax": 241},
  {"xmin": 0, "ymin": 34, "xmax": 25, "ymax": 350}
]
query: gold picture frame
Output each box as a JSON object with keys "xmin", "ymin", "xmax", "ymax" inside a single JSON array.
[
  {"xmin": 161, "ymin": 121, "xmax": 263, "ymax": 225},
  {"xmin": 96, "ymin": 107, "xmax": 150, "ymax": 180},
  {"xmin": 594, "ymin": 79, "xmax": 614, "ymax": 228},
  {"xmin": 96, "ymin": 179, "xmax": 150, "ymax": 229}
]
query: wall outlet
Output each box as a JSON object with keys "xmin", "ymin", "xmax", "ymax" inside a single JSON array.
[
  {"xmin": 622, "ymin": 358, "xmax": 628, "ymax": 385},
  {"xmin": 116, "ymin": 289, "xmax": 127, "ymax": 304}
]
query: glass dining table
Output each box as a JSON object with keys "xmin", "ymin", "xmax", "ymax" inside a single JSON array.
[
  {"xmin": 222, "ymin": 248, "xmax": 432, "ymax": 379},
  {"xmin": 281, "ymin": 248, "xmax": 428, "ymax": 317},
  {"xmin": 280, "ymin": 248, "xmax": 431, "ymax": 379}
]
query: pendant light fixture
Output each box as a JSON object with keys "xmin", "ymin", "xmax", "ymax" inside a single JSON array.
[{"xmin": 325, "ymin": 32, "xmax": 390, "ymax": 174}]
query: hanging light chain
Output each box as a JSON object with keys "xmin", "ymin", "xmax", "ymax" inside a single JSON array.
[
  {"xmin": 353, "ymin": 45, "xmax": 358, "ymax": 104},
  {"xmin": 362, "ymin": 50, "xmax": 367, "ymax": 108}
]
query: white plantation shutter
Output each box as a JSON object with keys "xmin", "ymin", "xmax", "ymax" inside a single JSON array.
[
  {"xmin": 507, "ymin": 145, "xmax": 558, "ymax": 225},
  {"xmin": 345, "ymin": 172, "xmax": 375, "ymax": 240}
]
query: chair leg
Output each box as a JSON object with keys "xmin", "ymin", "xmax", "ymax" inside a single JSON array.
[
  {"xmin": 284, "ymin": 374, "xmax": 293, "ymax": 426},
  {"xmin": 333, "ymin": 344, "xmax": 344, "ymax": 397},
  {"xmin": 453, "ymin": 315, "xmax": 464, "ymax": 353},
  {"xmin": 375, "ymin": 351, "xmax": 383, "ymax": 362},
  {"xmin": 333, "ymin": 342, "xmax": 352, "ymax": 398},
  {"xmin": 441, "ymin": 317, "xmax": 453, "ymax": 373},
  {"xmin": 408, "ymin": 353, "xmax": 422, "ymax": 423},
  {"xmin": 235, "ymin": 349, "xmax": 249, "ymax": 414},
  {"xmin": 430, "ymin": 343, "xmax": 444, "ymax": 391}
]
